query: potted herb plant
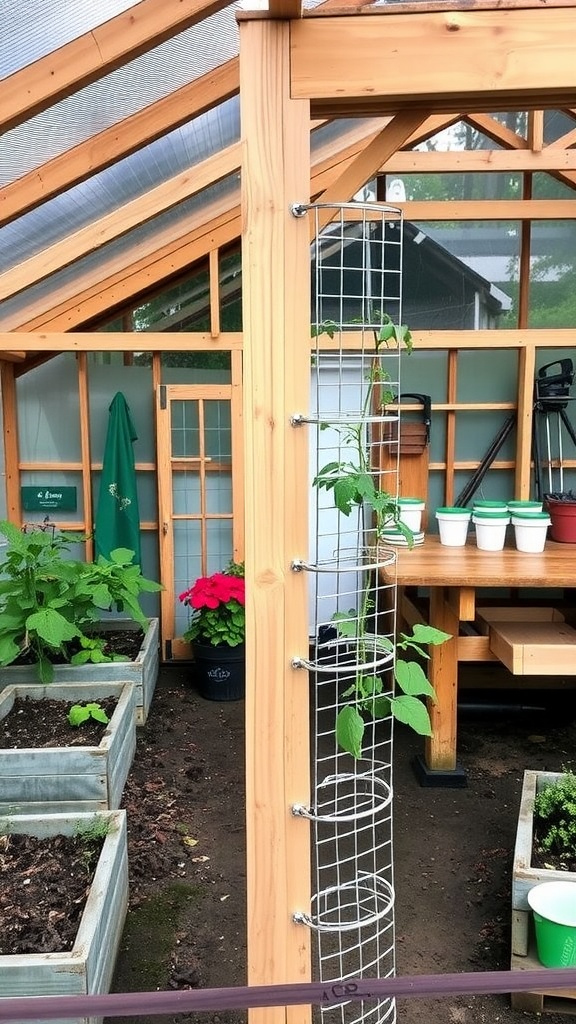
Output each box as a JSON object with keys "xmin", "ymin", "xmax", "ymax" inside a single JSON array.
[
  {"xmin": 179, "ymin": 561, "xmax": 245, "ymax": 701},
  {"xmin": 0, "ymin": 521, "xmax": 162, "ymax": 723}
]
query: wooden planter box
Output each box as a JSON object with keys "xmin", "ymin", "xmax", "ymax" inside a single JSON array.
[
  {"xmin": 0, "ymin": 809, "xmax": 128, "ymax": 1024},
  {"xmin": 0, "ymin": 682, "xmax": 136, "ymax": 815},
  {"xmin": 510, "ymin": 769, "xmax": 576, "ymax": 1013},
  {"xmin": 0, "ymin": 617, "xmax": 159, "ymax": 725}
]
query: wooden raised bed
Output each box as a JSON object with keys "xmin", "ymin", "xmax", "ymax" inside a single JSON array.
[
  {"xmin": 0, "ymin": 617, "xmax": 159, "ymax": 725},
  {"xmin": 0, "ymin": 809, "xmax": 128, "ymax": 1024},
  {"xmin": 510, "ymin": 769, "xmax": 576, "ymax": 1013},
  {"xmin": 0, "ymin": 682, "xmax": 136, "ymax": 815}
]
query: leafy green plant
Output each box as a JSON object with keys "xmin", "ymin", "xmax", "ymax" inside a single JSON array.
[
  {"xmin": 312, "ymin": 315, "xmax": 413, "ymax": 542},
  {"xmin": 0, "ymin": 521, "xmax": 162, "ymax": 683},
  {"xmin": 331, "ymin": 605, "xmax": 450, "ymax": 758},
  {"xmin": 67, "ymin": 702, "xmax": 110, "ymax": 727},
  {"xmin": 534, "ymin": 771, "xmax": 576, "ymax": 864},
  {"xmin": 311, "ymin": 316, "xmax": 450, "ymax": 757}
]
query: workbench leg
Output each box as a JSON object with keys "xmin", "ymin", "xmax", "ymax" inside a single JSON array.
[{"xmin": 413, "ymin": 587, "xmax": 467, "ymax": 788}]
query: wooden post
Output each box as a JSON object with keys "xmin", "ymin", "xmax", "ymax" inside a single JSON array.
[{"xmin": 240, "ymin": 16, "xmax": 312, "ymax": 1024}]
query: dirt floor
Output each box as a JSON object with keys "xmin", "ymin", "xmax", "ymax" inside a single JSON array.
[{"xmin": 107, "ymin": 662, "xmax": 576, "ymax": 1024}]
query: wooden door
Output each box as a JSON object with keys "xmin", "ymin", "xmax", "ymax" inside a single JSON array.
[{"xmin": 156, "ymin": 380, "xmax": 243, "ymax": 658}]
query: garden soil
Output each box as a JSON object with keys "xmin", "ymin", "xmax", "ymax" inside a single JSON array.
[{"xmin": 105, "ymin": 664, "xmax": 576, "ymax": 1024}]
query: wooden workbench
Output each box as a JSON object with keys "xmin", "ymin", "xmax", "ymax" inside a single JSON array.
[{"xmin": 379, "ymin": 536, "xmax": 576, "ymax": 786}]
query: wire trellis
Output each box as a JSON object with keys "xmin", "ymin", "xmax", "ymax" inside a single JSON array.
[{"xmin": 291, "ymin": 202, "xmax": 404, "ymax": 1024}]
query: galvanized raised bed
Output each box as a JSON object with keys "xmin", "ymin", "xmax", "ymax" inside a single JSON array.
[
  {"xmin": 0, "ymin": 617, "xmax": 159, "ymax": 725},
  {"xmin": 0, "ymin": 809, "xmax": 128, "ymax": 1024},
  {"xmin": 0, "ymin": 681, "xmax": 136, "ymax": 815}
]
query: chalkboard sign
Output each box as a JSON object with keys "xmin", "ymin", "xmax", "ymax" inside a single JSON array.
[{"xmin": 21, "ymin": 486, "xmax": 77, "ymax": 512}]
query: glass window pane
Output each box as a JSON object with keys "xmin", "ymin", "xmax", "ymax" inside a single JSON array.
[
  {"xmin": 206, "ymin": 520, "xmax": 233, "ymax": 574},
  {"xmin": 528, "ymin": 221, "xmax": 576, "ymax": 328},
  {"xmin": 205, "ymin": 471, "xmax": 232, "ymax": 514},
  {"xmin": 171, "ymin": 401, "xmax": 199, "ymax": 458},
  {"xmin": 173, "ymin": 471, "xmax": 201, "ymax": 515},
  {"xmin": 17, "ymin": 354, "xmax": 81, "ymax": 461},
  {"xmin": 204, "ymin": 400, "xmax": 231, "ymax": 460},
  {"xmin": 174, "ymin": 521, "xmax": 203, "ymax": 636}
]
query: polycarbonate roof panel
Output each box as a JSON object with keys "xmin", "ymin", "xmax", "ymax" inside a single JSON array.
[
  {"xmin": 0, "ymin": 96, "xmax": 240, "ymax": 273},
  {"xmin": 0, "ymin": 0, "xmax": 139, "ymax": 76},
  {"xmin": 1, "ymin": 7, "xmax": 241, "ymax": 185},
  {"xmin": 0, "ymin": 173, "xmax": 241, "ymax": 330}
]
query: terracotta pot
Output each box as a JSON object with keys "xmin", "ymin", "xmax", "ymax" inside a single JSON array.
[{"xmin": 546, "ymin": 498, "xmax": 576, "ymax": 543}]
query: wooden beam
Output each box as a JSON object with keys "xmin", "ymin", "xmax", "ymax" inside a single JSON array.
[
  {"xmin": 240, "ymin": 17, "xmax": 311, "ymax": 1024},
  {"xmin": 0, "ymin": 143, "xmax": 241, "ymax": 302},
  {"xmin": 0, "ymin": 332, "xmax": 243, "ymax": 353},
  {"xmin": 5, "ymin": 327, "xmax": 576, "ymax": 356},
  {"xmin": 0, "ymin": 362, "xmax": 22, "ymax": 522},
  {"xmin": 290, "ymin": 9, "xmax": 576, "ymax": 116},
  {"xmin": 370, "ymin": 199, "xmax": 576, "ymax": 220},
  {"xmin": 527, "ymin": 111, "xmax": 544, "ymax": 152},
  {"xmin": 268, "ymin": 0, "xmax": 303, "ymax": 15},
  {"xmin": 0, "ymin": 60, "xmax": 239, "ymax": 228},
  {"xmin": 381, "ymin": 149, "xmax": 576, "ymax": 172},
  {"xmin": 314, "ymin": 109, "xmax": 431, "ymax": 230},
  {"xmin": 2, "ymin": 0, "xmax": 231, "ymax": 134}
]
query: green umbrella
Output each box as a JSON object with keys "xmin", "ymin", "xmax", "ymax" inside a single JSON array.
[{"xmin": 95, "ymin": 391, "xmax": 141, "ymax": 565}]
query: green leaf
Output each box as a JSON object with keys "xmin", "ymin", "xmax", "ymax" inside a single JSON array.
[
  {"xmin": 336, "ymin": 705, "xmax": 365, "ymax": 759},
  {"xmin": 332, "ymin": 477, "xmax": 360, "ymax": 516},
  {"xmin": 395, "ymin": 659, "xmax": 436, "ymax": 699},
  {"xmin": 68, "ymin": 704, "xmax": 90, "ymax": 726},
  {"xmin": 391, "ymin": 695, "xmax": 433, "ymax": 735},
  {"xmin": 409, "ymin": 624, "xmax": 452, "ymax": 646},
  {"xmin": 26, "ymin": 608, "xmax": 80, "ymax": 647},
  {"xmin": 372, "ymin": 695, "xmax": 392, "ymax": 719},
  {"xmin": 0, "ymin": 634, "xmax": 22, "ymax": 665},
  {"xmin": 357, "ymin": 674, "xmax": 383, "ymax": 699}
]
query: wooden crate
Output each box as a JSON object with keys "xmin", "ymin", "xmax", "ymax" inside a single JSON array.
[
  {"xmin": 0, "ymin": 617, "xmax": 159, "ymax": 724},
  {"xmin": 0, "ymin": 682, "xmax": 136, "ymax": 814},
  {"xmin": 0, "ymin": 810, "xmax": 128, "ymax": 1024},
  {"xmin": 511, "ymin": 939, "xmax": 576, "ymax": 1014}
]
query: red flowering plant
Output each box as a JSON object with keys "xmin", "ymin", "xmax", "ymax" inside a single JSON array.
[{"xmin": 178, "ymin": 561, "xmax": 245, "ymax": 647}]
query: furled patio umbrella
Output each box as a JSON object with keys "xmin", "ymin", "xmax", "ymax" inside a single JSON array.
[{"xmin": 95, "ymin": 391, "xmax": 141, "ymax": 566}]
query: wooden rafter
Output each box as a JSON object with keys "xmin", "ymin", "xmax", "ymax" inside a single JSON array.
[
  {"xmin": 0, "ymin": 59, "xmax": 239, "ymax": 228},
  {"xmin": 466, "ymin": 112, "xmax": 576, "ymax": 191},
  {"xmin": 290, "ymin": 9, "xmax": 576, "ymax": 116},
  {"xmin": 2, "ymin": 0, "xmax": 231, "ymax": 134},
  {"xmin": 313, "ymin": 109, "xmax": 432, "ymax": 231},
  {"xmin": 6, "ymin": 118, "xmax": 395, "ymax": 331},
  {"xmin": 0, "ymin": 143, "xmax": 242, "ymax": 302}
]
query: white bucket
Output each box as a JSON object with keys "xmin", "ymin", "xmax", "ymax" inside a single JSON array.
[
  {"xmin": 435, "ymin": 507, "xmax": 471, "ymax": 547},
  {"xmin": 472, "ymin": 513, "xmax": 510, "ymax": 551},
  {"xmin": 511, "ymin": 512, "xmax": 551, "ymax": 553},
  {"xmin": 397, "ymin": 498, "xmax": 425, "ymax": 533}
]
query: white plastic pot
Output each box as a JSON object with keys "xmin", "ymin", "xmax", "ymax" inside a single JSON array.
[
  {"xmin": 508, "ymin": 500, "xmax": 543, "ymax": 516},
  {"xmin": 511, "ymin": 512, "xmax": 550, "ymax": 553},
  {"xmin": 435, "ymin": 507, "xmax": 471, "ymax": 547},
  {"xmin": 397, "ymin": 498, "xmax": 425, "ymax": 533},
  {"xmin": 472, "ymin": 511, "xmax": 510, "ymax": 551}
]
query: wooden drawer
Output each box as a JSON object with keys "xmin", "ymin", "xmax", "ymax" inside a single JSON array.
[{"xmin": 489, "ymin": 619, "xmax": 576, "ymax": 674}]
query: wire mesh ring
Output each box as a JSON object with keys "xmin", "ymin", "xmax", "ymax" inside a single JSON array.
[
  {"xmin": 294, "ymin": 872, "xmax": 395, "ymax": 933},
  {"xmin": 293, "ymin": 633, "xmax": 394, "ymax": 675},
  {"xmin": 292, "ymin": 769, "xmax": 392, "ymax": 823}
]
